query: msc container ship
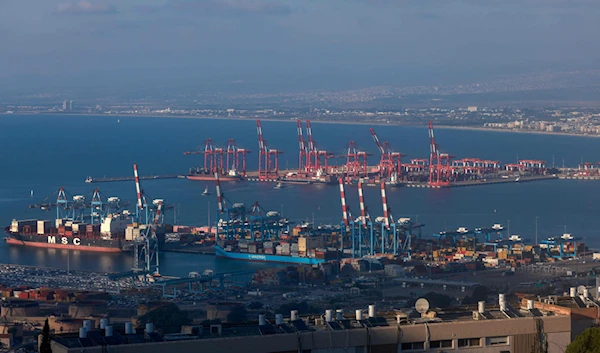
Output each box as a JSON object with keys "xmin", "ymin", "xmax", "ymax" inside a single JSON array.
[{"xmin": 4, "ymin": 213, "xmax": 166, "ymax": 253}]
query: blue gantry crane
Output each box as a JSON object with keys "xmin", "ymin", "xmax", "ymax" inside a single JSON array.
[
  {"xmin": 541, "ymin": 234, "xmax": 581, "ymax": 258},
  {"xmin": 338, "ymin": 179, "xmax": 424, "ymax": 258},
  {"xmin": 434, "ymin": 224, "xmax": 505, "ymax": 247},
  {"xmin": 214, "ymin": 172, "xmax": 290, "ymax": 241}
]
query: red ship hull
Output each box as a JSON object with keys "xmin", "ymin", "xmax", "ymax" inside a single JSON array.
[
  {"xmin": 5, "ymin": 237, "xmax": 123, "ymax": 253},
  {"xmin": 187, "ymin": 175, "xmax": 240, "ymax": 181}
]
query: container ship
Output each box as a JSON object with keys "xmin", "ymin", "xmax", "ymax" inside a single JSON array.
[
  {"xmin": 187, "ymin": 167, "xmax": 241, "ymax": 181},
  {"xmin": 280, "ymin": 171, "xmax": 336, "ymax": 184},
  {"xmin": 214, "ymin": 229, "xmax": 341, "ymax": 265},
  {"xmin": 4, "ymin": 213, "xmax": 166, "ymax": 253}
]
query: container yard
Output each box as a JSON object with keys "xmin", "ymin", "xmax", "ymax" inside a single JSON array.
[
  {"xmin": 176, "ymin": 119, "xmax": 561, "ymax": 187},
  {"xmin": 206, "ymin": 169, "xmax": 585, "ymax": 269},
  {"xmin": 83, "ymin": 119, "xmax": 596, "ymax": 188}
]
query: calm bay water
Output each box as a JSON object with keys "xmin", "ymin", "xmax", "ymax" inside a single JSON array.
[{"xmin": 1, "ymin": 115, "xmax": 600, "ymax": 276}]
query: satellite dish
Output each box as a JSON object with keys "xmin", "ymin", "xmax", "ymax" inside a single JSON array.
[{"xmin": 415, "ymin": 298, "xmax": 430, "ymax": 314}]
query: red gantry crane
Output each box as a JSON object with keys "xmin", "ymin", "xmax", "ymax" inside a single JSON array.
[
  {"xmin": 305, "ymin": 120, "xmax": 334, "ymax": 175},
  {"xmin": 184, "ymin": 138, "xmax": 250, "ymax": 178},
  {"xmin": 342, "ymin": 141, "xmax": 371, "ymax": 181},
  {"xmin": 428, "ymin": 121, "xmax": 455, "ymax": 187},
  {"xmin": 296, "ymin": 119, "xmax": 308, "ymax": 172},
  {"xmin": 256, "ymin": 119, "xmax": 283, "ymax": 181},
  {"xmin": 369, "ymin": 127, "xmax": 406, "ymax": 182},
  {"xmin": 225, "ymin": 138, "xmax": 251, "ymax": 177}
]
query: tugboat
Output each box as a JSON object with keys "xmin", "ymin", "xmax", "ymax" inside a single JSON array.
[{"xmin": 201, "ymin": 186, "xmax": 211, "ymax": 196}]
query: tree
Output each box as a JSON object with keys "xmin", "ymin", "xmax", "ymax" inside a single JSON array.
[
  {"xmin": 40, "ymin": 318, "xmax": 52, "ymax": 353},
  {"xmin": 566, "ymin": 327, "xmax": 600, "ymax": 353},
  {"xmin": 226, "ymin": 306, "xmax": 248, "ymax": 323},
  {"xmin": 275, "ymin": 301, "xmax": 321, "ymax": 315},
  {"xmin": 408, "ymin": 292, "xmax": 453, "ymax": 309},
  {"xmin": 137, "ymin": 303, "xmax": 191, "ymax": 334},
  {"xmin": 462, "ymin": 286, "xmax": 489, "ymax": 305},
  {"xmin": 247, "ymin": 301, "xmax": 264, "ymax": 310}
]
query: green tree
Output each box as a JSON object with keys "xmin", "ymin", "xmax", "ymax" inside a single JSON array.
[
  {"xmin": 275, "ymin": 301, "xmax": 321, "ymax": 315},
  {"xmin": 409, "ymin": 292, "xmax": 453, "ymax": 309},
  {"xmin": 462, "ymin": 286, "xmax": 489, "ymax": 305},
  {"xmin": 247, "ymin": 301, "xmax": 264, "ymax": 310},
  {"xmin": 226, "ymin": 306, "xmax": 248, "ymax": 323},
  {"xmin": 40, "ymin": 318, "xmax": 52, "ymax": 353},
  {"xmin": 566, "ymin": 327, "xmax": 600, "ymax": 353},
  {"xmin": 137, "ymin": 303, "xmax": 191, "ymax": 334}
]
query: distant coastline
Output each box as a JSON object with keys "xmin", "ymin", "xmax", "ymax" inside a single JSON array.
[
  {"xmin": 3, "ymin": 111, "xmax": 600, "ymax": 139},
  {"xmin": 434, "ymin": 125, "xmax": 600, "ymax": 139}
]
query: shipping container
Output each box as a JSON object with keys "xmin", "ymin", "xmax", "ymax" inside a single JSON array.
[
  {"xmin": 72, "ymin": 223, "xmax": 87, "ymax": 233},
  {"xmin": 37, "ymin": 220, "xmax": 52, "ymax": 235},
  {"xmin": 56, "ymin": 218, "xmax": 66, "ymax": 228}
]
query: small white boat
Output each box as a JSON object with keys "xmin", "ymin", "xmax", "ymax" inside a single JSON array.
[
  {"xmin": 515, "ymin": 177, "xmax": 520, "ymax": 182},
  {"xmin": 201, "ymin": 186, "xmax": 211, "ymax": 196},
  {"xmin": 274, "ymin": 182, "xmax": 284, "ymax": 189}
]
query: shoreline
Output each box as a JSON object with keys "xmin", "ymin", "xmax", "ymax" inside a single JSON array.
[
  {"xmin": 434, "ymin": 125, "xmax": 600, "ymax": 139},
  {"xmin": 3, "ymin": 111, "xmax": 600, "ymax": 139}
]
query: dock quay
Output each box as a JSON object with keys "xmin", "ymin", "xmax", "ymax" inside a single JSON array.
[
  {"xmin": 161, "ymin": 243, "xmax": 216, "ymax": 255},
  {"xmin": 85, "ymin": 174, "xmax": 185, "ymax": 183},
  {"xmin": 403, "ymin": 175, "xmax": 558, "ymax": 188},
  {"xmin": 559, "ymin": 175, "xmax": 600, "ymax": 180}
]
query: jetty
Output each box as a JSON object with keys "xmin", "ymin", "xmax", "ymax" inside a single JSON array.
[
  {"xmin": 403, "ymin": 175, "xmax": 559, "ymax": 188},
  {"xmin": 85, "ymin": 174, "xmax": 185, "ymax": 183}
]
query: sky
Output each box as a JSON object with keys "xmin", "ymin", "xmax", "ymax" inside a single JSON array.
[{"xmin": 1, "ymin": 0, "xmax": 600, "ymax": 92}]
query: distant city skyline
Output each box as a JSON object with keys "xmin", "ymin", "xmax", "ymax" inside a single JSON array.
[{"xmin": 1, "ymin": 0, "xmax": 600, "ymax": 93}]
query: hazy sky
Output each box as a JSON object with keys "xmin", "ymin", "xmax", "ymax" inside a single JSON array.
[{"xmin": 1, "ymin": 0, "xmax": 600, "ymax": 89}]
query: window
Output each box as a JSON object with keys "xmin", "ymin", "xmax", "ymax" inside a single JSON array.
[
  {"xmin": 487, "ymin": 336, "xmax": 509, "ymax": 346},
  {"xmin": 401, "ymin": 342, "xmax": 425, "ymax": 351},
  {"xmin": 430, "ymin": 340, "xmax": 453, "ymax": 349},
  {"xmin": 458, "ymin": 338, "xmax": 481, "ymax": 347}
]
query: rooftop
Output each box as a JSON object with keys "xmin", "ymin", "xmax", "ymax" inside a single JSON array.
[{"xmin": 51, "ymin": 297, "xmax": 575, "ymax": 350}]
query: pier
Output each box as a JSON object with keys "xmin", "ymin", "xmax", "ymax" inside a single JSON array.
[
  {"xmin": 403, "ymin": 175, "xmax": 559, "ymax": 188},
  {"xmin": 85, "ymin": 174, "xmax": 185, "ymax": 183},
  {"xmin": 559, "ymin": 175, "xmax": 600, "ymax": 180},
  {"xmin": 83, "ymin": 171, "xmax": 593, "ymax": 187},
  {"xmin": 161, "ymin": 243, "xmax": 216, "ymax": 255}
]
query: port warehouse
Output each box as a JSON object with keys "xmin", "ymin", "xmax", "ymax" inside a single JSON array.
[
  {"xmin": 179, "ymin": 118, "xmax": 585, "ymax": 187},
  {"xmin": 44, "ymin": 294, "xmax": 593, "ymax": 353}
]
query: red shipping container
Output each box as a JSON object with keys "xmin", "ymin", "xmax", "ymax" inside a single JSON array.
[{"xmin": 19, "ymin": 292, "xmax": 29, "ymax": 299}]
